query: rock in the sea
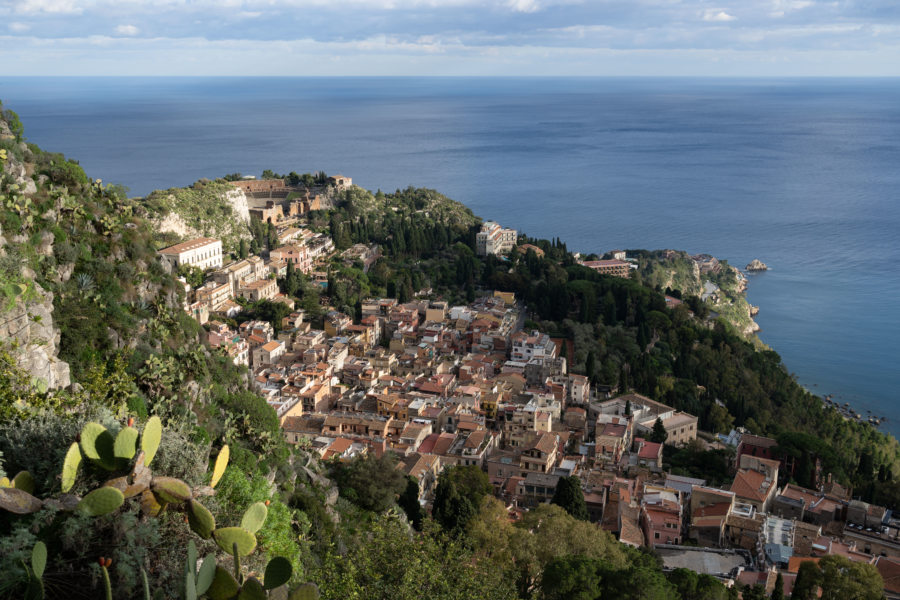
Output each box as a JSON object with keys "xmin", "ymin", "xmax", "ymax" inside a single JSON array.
[{"xmin": 746, "ymin": 259, "xmax": 768, "ymax": 271}]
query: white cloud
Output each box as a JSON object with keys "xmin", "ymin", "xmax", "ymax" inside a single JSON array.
[
  {"xmin": 15, "ymin": 0, "xmax": 83, "ymax": 14},
  {"xmin": 702, "ymin": 9, "xmax": 736, "ymax": 22},
  {"xmin": 506, "ymin": 0, "xmax": 542, "ymax": 12},
  {"xmin": 116, "ymin": 24, "xmax": 140, "ymax": 36},
  {"xmin": 9, "ymin": 22, "xmax": 31, "ymax": 32}
]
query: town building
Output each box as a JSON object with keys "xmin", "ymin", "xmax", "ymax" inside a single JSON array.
[
  {"xmin": 476, "ymin": 221, "xmax": 517, "ymax": 256},
  {"xmin": 158, "ymin": 238, "xmax": 223, "ymax": 271},
  {"xmin": 580, "ymin": 259, "xmax": 631, "ymax": 278}
]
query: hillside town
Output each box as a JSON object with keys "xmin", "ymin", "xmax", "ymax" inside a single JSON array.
[{"xmin": 158, "ymin": 204, "xmax": 900, "ymax": 599}]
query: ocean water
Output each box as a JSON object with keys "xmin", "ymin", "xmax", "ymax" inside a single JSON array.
[{"xmin": 2, "ymin": 77, "xmax": 899, "ymax": 435}]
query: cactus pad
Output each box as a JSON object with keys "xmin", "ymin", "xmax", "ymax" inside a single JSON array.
[
  {"xmin": 241, "ymin": 501, "xmax": 268, "ymax": 534},
  {"xmin": 141, "ymin": 488, "xmax": 165, "ymax": 517},
  {"xmin": 213, "ymin": 527, "xmax": 257, "ymax": 556},
  {"xmin": 196, "ymin": 555, "xmax": 217, "ymax": 596},
  {"xmin": 12, "ymin": 471, "xmax": 35, "ymax": 494},
  {"xmin": 61, "ymin": 442, "xmax": 82, "ymax": 493},
  {"xmin": 150, "ymin": 477, "xmax": 192, "ymax": 503},
  {"xmin": 288, "ymin": 583, "xmax": 320, "ymax": 600},
  {"xmin": 187, "ymin": 499, "xmax": 216, "ymax": 539},
  {"xmin": 80, "ymin": 422, "xmax": 116, "ymax": 470},
  {"xmin": 31, "ymin": 541, "xmax": 47, "ymax": 579},
  {"xmin": 114, "ymin": 426, "xmax": 139, "ymax": 462},
  {"xmin": 210, "ymin": 444, "xmax": 229, "ymax": 489},
  {"xmin": 141, "ymin": 416, "xmax": 162, "ymax": 466},
  {"xmin": 206, "ymin": 567, "xmax": 241, "ymax": 600},
  {"xmin": 77, "ymin": 486, "xmax": 124, "ymax": 516},
  {"xmin": 238, "ymin": 578, "xmax": 266, "ymax": 600},
  {"xmin": 264, "ymin": 556, "xmax": 292, "ymax": 590},
  {"xmin": 0, "ymin": 476, "xmax": 9, "ymax": 487},
  {"xmin": 0, "ymin": 487, "xmax": 43, "ymax": 514}
]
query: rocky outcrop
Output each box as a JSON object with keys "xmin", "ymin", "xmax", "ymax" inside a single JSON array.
[
  {"xmin": 224, "ymin": 188, "xmax": 251, "ymax": 224},
  {"xmin": 746, "ymin": 259, "xmax": 768, "ymax": 271},
  {"xmin": 144, "ymin": 181, "xmax": 252, "ymax": 253},
  {"xmin": 1, "ymin": 282, "xmax": 71, "ymax": 390}
]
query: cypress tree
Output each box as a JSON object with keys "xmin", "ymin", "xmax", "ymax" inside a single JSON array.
[{"xmin": 551, "ymin": 476, "xmax": 589, "ymax": 521}]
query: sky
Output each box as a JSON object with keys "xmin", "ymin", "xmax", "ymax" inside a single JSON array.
[{"xmin": 1, "ymin": 0, "xmax": 900, "ymax": 76}]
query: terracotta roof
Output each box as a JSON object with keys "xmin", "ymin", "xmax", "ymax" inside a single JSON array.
[
  {"xmin": 731, "ymin": 469, "xmax": 774, "ymax": 502},
  {"xmin": 876, "ymin": 556, "xmax": 900, "ymax": 595},
  {"xmin": 431, "ymin": 433, "xmax": 457, "ymax": 456},
  {"xmin": 260, "ymin": 341, "xmax": 282, "ymax": 352},
  {"xmin": 637, "ymin": 440, "xmax": 663, "ymax": 460},
  {"xmin": 599, "ymin": 423, "xmax": 627, "ymax": 438},
  {"xmin": 322, "ymin": 437, "xmax": 353, "ymax": 459},
  {"xmin": 693, "ymin": 502, "xmax": 732, "ymax": 518},
  {"xmin": 525, "ymin": 432, "xmax": 557, "ymax": 455},
  {"xmin": 787, "ymin": 556, "xmax": 820, "ymax": 573},
  {"xmin": 740, "ymin": 434, "xmax": 778, "ymax": 449},
  {"xmin": 418, "ymin": 433, "xmax": 440, "ymax": 454}
]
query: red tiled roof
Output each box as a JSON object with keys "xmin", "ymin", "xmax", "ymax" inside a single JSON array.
[
  {"xmin": 731, "ymin": 469, "xmax": 773, "ymax": 502},
  {"xmin": 876, "ymin": 556, "xmax": 900, "ymax": 594}
]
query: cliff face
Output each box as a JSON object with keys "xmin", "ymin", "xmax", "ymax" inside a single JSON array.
[
  {"xmin": 143, "ymin": 181, "xmax": 251, "ymax": 253},
  {"xmin": 636, "ymin": 250, "xmax": 761, "ymax": 339},
  {"xmin": 0, "ymin": 280, "xmax": 71, "ymax": 390},
  {"xmin": 0, "ymin": 146, "xmax": 71, "ymax": 388}
]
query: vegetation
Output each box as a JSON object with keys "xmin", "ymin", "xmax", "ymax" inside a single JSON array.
[{"xmin": 0, "ymin": 102, "xmax": 896, "ymax": 600}]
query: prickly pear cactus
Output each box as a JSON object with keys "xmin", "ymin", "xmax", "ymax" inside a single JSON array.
[
  {"xmin": 213, "ymin": 527, "xmax": 257, "ymax": 556},
  {"xmin": 77, "ymin": 486, "xmax": 124, "ymax": 516},
  {"xmin": 240, "ymin": 501, "xmax": 268, "ymax": 534},
  {"xmin": 61, "ymin": 442, "xmax": 81, "ymax": 493},
  {"xmin": 210, "ymin": 444, "xmax": 229, "ymax": 489},
  {"xmin": 141, "ymin": 416, "xmax": 162, "ymax": 466}
]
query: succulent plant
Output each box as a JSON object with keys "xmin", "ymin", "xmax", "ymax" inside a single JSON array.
[
  {"xmin": 80, "ymin": 422, "xmax": 116, "ymax": 471},
  {"xmin": 240, "ymin": 502, "xmax": 268, "ymax": 534},
  {"xmin": 183, "ymin": 540, "xmax": 217, "ymax": 600},
  {"xmin": 61, "ymin": 442, "xmax": 81, "ymax": 493},
  {"xmin": 210, "ymin": 444, "xmax": 229, "ymax": 489},
  {"xmin": 187, "ymin": 499, "xmax": 216, "ymax": 539},
  {"xmin": 150, "ymin": 476, "xmax": 192, "ymax": 504},
  {"xmin": 0, "ymin": 416, "xmax": 320, "ymax": 599},
  {"xmin": 213, "ymin": 527, "xmax": 257, "ymax": 557},
  {"xmin": 141, "ymin": 416, "xmax": 162, "ymax": 466},
  {"xmin": 114, "ymin": 426, "xmax": 139, "ymax": 463},
  {"xmin": 77, "ymin": 486, "xmax": 125, "ymax": 516}
]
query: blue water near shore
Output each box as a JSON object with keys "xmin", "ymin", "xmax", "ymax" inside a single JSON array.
[{"xmin": 2, "ymin": 76, "xmax": 899, "ymax": 435}]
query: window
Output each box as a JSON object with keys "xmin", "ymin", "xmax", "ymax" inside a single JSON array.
[{"xmin": 654, "ymin": 532, "xmax": 660, "ymax": 539}]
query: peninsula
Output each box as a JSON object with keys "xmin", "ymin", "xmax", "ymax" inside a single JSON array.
[{"xmin": 1, "ymin": 103, "xmax": 896, "ymax": 600}]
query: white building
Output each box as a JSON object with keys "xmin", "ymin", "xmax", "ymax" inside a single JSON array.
[
  {"xmin": 511, "ymin": 330, "xmax": 557, "ymax": 362},
  {"xmin": 476, "ymin": 221, "xmax": 517, "ymax": 256},
  {"xmin": 158, "ymin": 238, "xmax": 223, "ymax": 271}
]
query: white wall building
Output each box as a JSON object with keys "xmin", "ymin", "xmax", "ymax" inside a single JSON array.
[
  {"xmin": 158, "ymin": 238, "xmax": 223, "ymax": 271},
  {"xmin": 476, "ymin": 221, "xmax": 517, "ymax": 256}
]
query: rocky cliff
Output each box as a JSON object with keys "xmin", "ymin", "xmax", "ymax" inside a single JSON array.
[
  {"xmin": 1, "ymin": 116, "xmax": 71, "ymax": 389},
  {"xmin": 143, "ymin": 180, "xmax": 251, "ymax": 253},
  {"xmin": 0, "ymin": 280, "xmax": 71, "ymax": 390},
  {"xmin": 636, "ymin": 250, "xmax": 761, "ymax": 339}
]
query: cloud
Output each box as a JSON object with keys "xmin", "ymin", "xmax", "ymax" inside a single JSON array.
[
  {"xmin": 506, "ymin": 0, "xmax": 542, "ymax": 12},
  {"xmin": 15, "ymin": 0, "xmax": 82, "ymax": 14},
  {"xmin": 2, "ymin": 0, "xmax": 900, "ymax": 75},
  {"xmin": 115, "ymin": 24, "xmax": 140, "ymax": 36},
  {"xmin": 702, "ymin": 9, "xmax": 736, "ymax": 22}
]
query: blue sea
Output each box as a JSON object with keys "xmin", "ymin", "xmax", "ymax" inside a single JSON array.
[{"xmin": 2, "ymin": 77, "xmax": 899, "ymax": 436}]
